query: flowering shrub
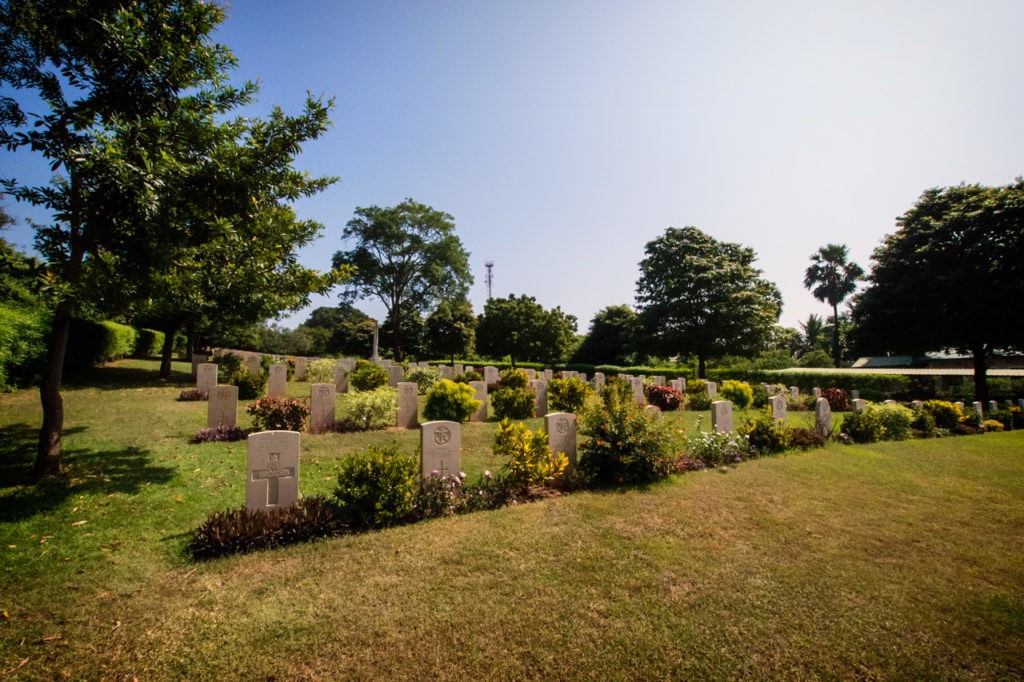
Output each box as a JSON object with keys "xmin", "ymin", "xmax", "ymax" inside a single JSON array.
[
  {"xmin": 982, "ymin": 419, "xmax": 1005, "ymax": 432},
  {"xmin": 720, "ymin": 380, "xmax": 753, "ymax": 409},
  {"xmin": 874, "ymin": 403, "xmax": 914, "ymax": 440},
  {"xmin": 178, "ymin": 389, "xmax": 206, "ymax": 401},
  {"xmin": 922, "ymin": 400, "xmax": 962, "ymax": 429},
  {"xmin": 231, "ymin": 370, "xmax": 267, "ymax": 400},
  {"xmin": 578, "ymin": 383, "xmax": 683, "ymax": 485},
  {"xmin": 841, "ymin": 408, "xmax": 883, "ymax": 443},
  {"xmin": 790, "ymin": 427, "xmax": 826, "ymax": 449},
  {"xmin": 193, "ymin": 425, "xmax": 248, "ymax": 442},
  {"xmin": 685, "ymin": 379, "xmax": 711, "ymax": 410},
  {"xmin": 822, "ymin": 387, "xmax": 850, "ymax": 412},
  {"xmin": 549, "ymin": 377, "xmax": 593, "ymax": 413},
  {"xmin": 333, "ymin": 444, "xmax": 419, "ymax": 528},
  {"xmin": 686, "ymin": 428, "xmax": 751, "ymax": 467},
  {"xmin": 414, "ymin": 472, "xmax": 468, "ymax": 518},
  {"xmin": 406, "ymin": 366, "xmax": 441, "ymax": 394},
  {"xmin": 988, "ymin": 409, "xmax": 1014, "ymax": 432},
  {"xmin": 305, "ymin": 358, "xmax": 337, "ymax": 384},
  {"xmin": 455, "ymin": 370, "xmax": 483, "ymax": 383},
  {"xmin": 424, "ymin": 379, "xmax": 481, "ymax": 422},
  {"xmin": 246, "ymin": 397, "xmax": 310, "ymax": 432},
  {"xmin": 910, "ymin": 407, "xmax": 936, "ymax": 438},
  {"xmin": 740, "ymin": 408, "xmax": 792, "ymax": 455},
  {"xmin": 644, "ymin": 384, "xmax": 684, "ymax": 411},
  {"xmin": 350, "ymin": 360, "xmax": 389, "ymax": 391},
  {"xmin": 492, "ymin": 419, "xmax": 567, "ymax": 489},
  {"xmin": 340, "ymin": 386, "xmax": 397, "ymax": 430}
]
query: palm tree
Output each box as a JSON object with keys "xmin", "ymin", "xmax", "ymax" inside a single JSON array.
[
  {"xmin": 798, "ymin": 313, "xmax": 827, "ymax": 355},
  {"xmin": 804, "ymin": 244, "xmax": 864, "ymax": 367}
]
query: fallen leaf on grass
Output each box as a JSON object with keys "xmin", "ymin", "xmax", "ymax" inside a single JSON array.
[
  {"xmin": 3, "ymin": 658, "xmax": 29, "ymax": 674},
  {"xmin": 71, "ymin": 520, "xmax": 87, "ymax": 527}
]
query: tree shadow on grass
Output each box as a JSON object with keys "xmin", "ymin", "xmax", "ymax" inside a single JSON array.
[
  {"xmin": 0, "ymin": 423, "xmax": 175, "ymax": 522},
  {"xmin": 64, "ymin": 364, "xmax": 193, "ymax": 390}
]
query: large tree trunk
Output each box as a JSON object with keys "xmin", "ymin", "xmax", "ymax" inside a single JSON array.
[
  {"xmin": 831, "ymin": 302, "xmax": 841, "ymax": 368},
  {"xmin": 36, "ymin": 301, "xmax": 71, "ymax": 477},
  {"xmin": 159, "ymin": 320, "xmax": 181, "ymax": 380},
  {"xmin": 972, "ymin": 342, "xmax": 989, "ymax": 405},
  {"xmin": 698, "ymin": 355, "xmax": 706, "ymax": 379}
]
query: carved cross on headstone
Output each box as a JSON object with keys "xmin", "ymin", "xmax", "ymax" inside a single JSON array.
[{"xmin": 252, "ymin": 452, "xmax": 295, "ymax": 506}]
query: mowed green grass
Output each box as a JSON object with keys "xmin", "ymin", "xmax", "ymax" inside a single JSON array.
[{"xmin": 1, "ymin": 360, "xmax": 1022, "ymax": 680}]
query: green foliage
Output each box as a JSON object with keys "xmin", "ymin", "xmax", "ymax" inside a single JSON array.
[
  {"xmin": 548, "ymin": 377, "xmax": 593, "ymax": 413},
  {"xmin": 910, "ymin": 408, "xmax": 937, "ymax": 438},
  {"xmin": 187, "ymin": 496, "xmax": 345, "ymax": 561},
  {"xmin": 476, "ymin": 294, "xmax": 578, "ymax": 365},
  {"xmin": 821, "ymin": 387, "xmax": 850, "ymax": 411},
  {"xmin": 922, "ymin": 400, "xmax": 962, "ymax": 430},
  {"xmin": 0, "ymin": 301, "xmax": 48, "ymax": 389},
  {"xmin": 425, "ymin": 298, "xmax": 476, "ymax": 363},
  {"xmin": 340, "ymin": 386, "xmax": 398, "ymax": 430},
  {"xmin": 751, "ymin": 384, "xmax": 770, "ymax": 408},
  {"xmin": 216, "ymin": 352, "xmax": 266, "ymax": 399},
  {"xmin": 841, "ymin": 408, "xmax": 883, "ymax": 443},
  {"xmin": 333, "ymin": 200, "xmax": 472, "ymax": 360},
  {"xmin": 350, "ymin": 360, "xmax": 389, "ymax": 391},
  {"xmin": 424, "ymin": 379, "xmax": 481, "ymax": 422},
  {"xmin": 741, "ymin": 409, "xmax": 793, "ymax": 455},
  {"xmin": 686, "ymin": 429, "xmax": 751, "ymax": 466},
  {"xmin": 499, "ymin": 368, "xmax": 530, "ymax": 390},
  {"xmin": 66, "ymin": 318, "xmax": 138, "ymax": 369},
  {"xmin": 688, "ymin": 389, "xmax": 712, "ymax": 411},
  {"xmin": 797, "ymin": 349, "xmax": 833, "ymax": 368},
  {"xmin": 874, "ymin": 403, "xmax": 914, "ymax": 441},
  {"xmin": 246, "ymin": 397, "xmax": 310, "ymax": 432},
  {"xmin": 635, "ymin": 226, "xmax": 782, "ymax": 375},
  {"xmin": 571, "ymin": 304, "xmax": 639, "ymax": 365},
  {"xmin": 333, "ymin": 444, "xmax": 420, "ymax": 528},
  {"xmin": 406, "ymin": 365, "xmax": 441, "ymax": 394},
  {"xmin": 578, "ymin": 383, "xmax": 682, "ymax": 485},
  {"xmin": 133, "ymin": 329, "xmax": 165, "ymax": 358},
  {"xmin": 720, "ymin": 380, "xmax": 753, "ymax": 409},
  {"xmin": 306, "ymin": 358, "xmax": 338, "ymax": 384},
  {"xmin": 490, "ymin": 387, "xmax": 535, "ymax": 420},
  {"xmin": 193, "ymin": 425, "xmax": 248, "ymax": 443},
  {"xmin": 492, "ymin": 419, "xmax": 568, "ymax": 489},
  {"xmin": 804, "ymin": 244, "xmax": 864, "ymax": 367}
]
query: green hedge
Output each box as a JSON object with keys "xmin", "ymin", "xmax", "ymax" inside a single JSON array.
[
  {"xmin": 66, "ymin": 318, "xmax": 138, "ymax": 370},
  {"xmin": 0, "ymin": 302, "xmax": 49, "ymax": 390},
  {"xmin": 133, "ymin": 328, "xmax": 165, "ymax": 358},
  {"xmin": 713, "ymin": 369, "xmax": 912, "ymax": 401}
]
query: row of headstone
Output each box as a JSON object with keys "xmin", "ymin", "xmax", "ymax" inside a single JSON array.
[{"xmin": 711, "ymin": 397, "xmax": 832, "ymax": 438}]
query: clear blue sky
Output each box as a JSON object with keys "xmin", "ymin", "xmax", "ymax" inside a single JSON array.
[{"xmin": 4, "ymin": 1, "xmax": 1022, "ymax": 334}]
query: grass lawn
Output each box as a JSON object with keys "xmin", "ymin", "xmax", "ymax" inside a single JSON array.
[{"xmin": 1, "ymin": 359, "xmax": 1022, "ymax": 679}]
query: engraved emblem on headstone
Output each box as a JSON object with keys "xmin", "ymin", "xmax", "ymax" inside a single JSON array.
[
  {"xmin": 434, "ymin": 426, "xmax": 451, "ymax": 445},
  {"xmin": 556, "ymin": 417, "xmax": 570, "ymax": 434}
]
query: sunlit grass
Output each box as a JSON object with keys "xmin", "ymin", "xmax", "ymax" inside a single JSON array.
[{"xmin": 0, "ymin": 359, "xmax": 1021, "ymax": 679}]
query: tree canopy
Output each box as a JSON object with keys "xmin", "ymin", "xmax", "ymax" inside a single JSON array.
[
  {"xmin": 851, "ymin": 181, "xmax": 1024, "ymax": 402},
  {"xmin": 571, "ymin": 304, "xmax": 638, "ymax": 366},
  {"xmin": 425, "ymin": 298, "xmax": 476, "ymax": 364},
  {"xmin": 476, "ymin": 294, "xmax": 577, "ymax": 366},
  {"xmin": 804, "ymin": 243, "xmax": 863, "ymax": 367},
  {"xmin": 332, "ymin": 199, "xmax": 472, "ymax": 361},
  {"xmin": 634, "ymin": 226, "xmax": 782, "ymax": 377}
]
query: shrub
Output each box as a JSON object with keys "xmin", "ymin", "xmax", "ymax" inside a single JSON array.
[
  {"xmin": 193, "ymin": 425, "xmax": 248, "ymax": 443},
  {"xmin": 798, "ymin": 349, "xmax": 832, "ymax": 368},
  {"xmin": 549, "ymin": 377, "xmax": 593, "ymax": 413},
  {"xmin": 751, "ymin": 384, "xmax": 770, "ymax": 409},
  {"xmin": 644, "ymin": 384, "xmax": 684, "ymax": 411},
  {"xmin": 216, "ymin": 352, "xmax": 245, "ymax": 383},
  {"xmin": 578, "ymin": 383, "xmax": 682, "ymax": 485},
  {"xmin": 406, "ymin": 366, "xmax": 441, "ymax": 395},
  {"xmin": 413, "ymin": 472, "xmax": 468, "ymax": 519},
  {"xmin": 490, "ymin": 385, "xmax": 535, "ymax": 420},
  {"xmin": 686, "ymin": 428, "xmax": 751, "ymax": 467},
  {"xmin": 424, "ymin": 379, "xmax": 481, "ymax": 422},
  {"xmin": 959, "ymin": 410, "xmax": 982, "ymax": 429},
  {"xmin": 740, "ymin": 408, "xmax": 793, "ymax": 455},
  {"xmin": 720, "ymin": 380, "xmax": 753, "ymax": 410},
  {"xmin": 910, "ymin": 408, "xmax": 937, "ymax": 438},
  {"xmin": 841, "ymin": 409, "xmax": 883, "ymax": 443},
  {"xmin": 686, "ymin": 379, "xmax": 707, "ymax": 395},
  {"xmin": 306, "ymin": 358, "xmax": 337, "ymax": 384},
  {"xmin": 231, "ymin": 370, "xmax": 267, "ymax": 400},
  {"xmin": 790, "ymin": 427, "xmax": 826, "ymax": 450},
  {"xmin": 822, "ymin": 387, "xmax": 850, "ymax": 412},
  {"xmin": 461, "ymin": 471, "xmax": 517, "ymax": 512},
  {"xmin": 601, "ymin": 376, "xmax": 634, "ymax": 404},
  {"xmin": 333, "ymin": 444, "xmax": 419, "ymax": 528},
  {"xmin": 455, "ymin": 370, "xmax": 483, "ymax": 383},
  {"xmin": 492, "ymin": 419, "xmax": 568, "ymax": 489},
  {"xmin": 988, "ymin": 409, "xmax": 1014, "ymax": 432},
  {"xmin": 65, "ymin": 317, "xmax": 137, "ymax": 369},
  {"xmin": 187, "ymin": 496, "xmax": 345, "ymax": 560},
  {"xmin": 340, "ymin": 386, "xmax": 398, "ymax": 430},
  {"xmin": 246, "ymin": 397, "xmax": 310, "ymax": 432},
  {"xmin": 499, "ymin": 368, "xmax": 530, "ymax": 390},
  {"xmin": 982, "ymin": 419, "xmax": 1005, "ymax": 432},
  {"xmin": 133, "ymin": 328, "xmax": 165, "ymax": 358},
  {"xmin": 922, "ymin": 400, "xmax": 962, "ymax": 430},
  {"xmin": 688, "ymin": 390, "xmax": 712, "ymax": 411},
  {"xmin": 874, "ymin": 403, "xmax": 914, "ymax": 440},
  {"xmin": 178, "ymin": 389, "xmax": 206, "ymax": 401},
  {"xmin": 0, "ymin": 302, "xmax": 48, "ymax": 389},
  {"xmin": 1011, "ymin": 406, "xmax": 1024, "ymax": 430},
  {"xmin": 350, "ymin": 360, "xmax": 389, "ymax": 391}
]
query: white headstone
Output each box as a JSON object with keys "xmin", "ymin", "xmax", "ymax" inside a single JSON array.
[
  {"xmin": 453, "ymin": 363, "xmax": 464, "ymax": 376},
  {"xmin": 420, "ymin": 421, "xmax": 460, "ymax": 478},
  {"xmin": 333, "ymin": 364, "xmax": 349, "ymax": 393},
  {"xmin": 525, "ymin": 368, "xmax": 537, "ymax": 380},
  {"xmin": 309, "ymin": 383, "xmax": 335, "ymax": 433},
  {"xmin": 545, "ymin": 412, "xmax": 577, "ymax": 478},
  {"xmin": 988, "ymin": 400, "xmax": 999, "ymax": 413},
  {"xmin": 814, "ymin": 397, "xmax": 832, "ymax": 439},
  {"xmin": 706, "ymin": 381, "xmax": 717, "ymax": 398},
  {"xmin": 955, "ymin": 401, "xmax": 964, "ymax": 411},
  {"xmin": 770, "ymin": 395, "xmax": 787, "ymax": 422},
  {"xmin": 852, "ymin": 399, "xmax": 867, "ymax": 412},
  {"xmin": 468, "ymin": 380, "xmax": 488, "ymax": 422},
  {"xmin": 812, "ymin": 387, "xmax": 822, "ymax": 398},
  {"xmin": 644, "ymin": 404, "xmax": 663, "ymax": 420},
  {"xmin": 790, "ymin": 386, "xmax": 799, "ymax": 398},
  {"xmin": 630, "ymin": 377, "xmax": 645, "ymax": 405},
  {"xmin": 339, "ymin": 357, "xmax": 357, "ymax": 373},
  {"xmin": 438, "ymin": 365, "xmax": 452, "ymax": 380},
  {"xmin": 973, "ymin": 401, "xmax": 984, "ymax": 420},
  {"xmin": 531, "ymin": 379, "xmax": 548, "ymax": 418},
  {"xmin": 851, "ymin": 389, "xmax": 860, "ymax": 400},
  {"xmin": 244, "ymin": 353, "xmax": 262, "ymax": 375},
  {"xmin": 911, "ymin": 400, "xmax": 923, "ymax": 410},
  {"xmin": 544, "ymin": 369, "xmax": 553, "ymax": 381},
  {"xmin": 246, "ymin": 430, "xmax": 300, "ymax": 511},
  {"xmin": 397, "ymin": 381, "xmax": 419, "ymax": 429},
  {"xmin": 207, "ymin": 384, "xmax": 238, "ymax": 428},
  {"xmin": 293, "ymin": 357, "xmax": 308, "ymax": 382},
  {"xmin": 388, "ymin": 365, "xmax": 404, "ymax": 388},
  {"xmin": 711, "ymin": 400, "xmax": 733, "ymax": 433},
  {"xmin": 484, "ymin": 366, "xmax": 499, "ymax": 384},
  {"xmin": 196, "ymin": 362, "xmax": 217, "ymax": 397},
  {"xmin": 594, "ymin": 372, "xmax": 606, "ymax": 391},
  {"xmin": 652, "ymin": 375, "xmax": 666, "ymax": 386},
  {"xmin": 268, "ymin": 364, "xmax": 287, "ymax": 399}
]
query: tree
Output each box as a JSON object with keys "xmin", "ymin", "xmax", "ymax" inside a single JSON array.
[
  {"xmin": 300, "ymin": 304, "xmax": 375, "ymax": 357},
  {"xmin": 798, "ymin": 313, "xmax": 827, "ymax": 356},
  {"xmin": 0, "ymin": 0, "xmax": 254, "ymax": 475},
  {"xmin": 850, "ymin": 182, "xmax": 1024, "ymax": 403},
  {"xmin": 634, "ymin": 227, "xmax": 782, "ymax": 378},
  {"xmin": 476, "ymin": 294, "xmax": 577, "ymax": 366},
  {"xmin": 380, "ymin": 306, "xmax": 427, "ymax": 361},
  {"xmin": 803, "ymin": 244, "xmax": 863, "ymax": 367},
  {"xmin": 571, "ymin": 304, "xmax": 639, "ymax": 365},
  {"xmin": 425, "ymin": 298, "xmax": 476, "ymax": 364},
  {"xmin": 332, "ymin": 199, "xmax": 472, "ymax": 361}
]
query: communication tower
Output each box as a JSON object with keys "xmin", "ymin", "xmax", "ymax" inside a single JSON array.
[{"xmin": 485, "ymin": 260, "xmax": 494, "ymax": 300}]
